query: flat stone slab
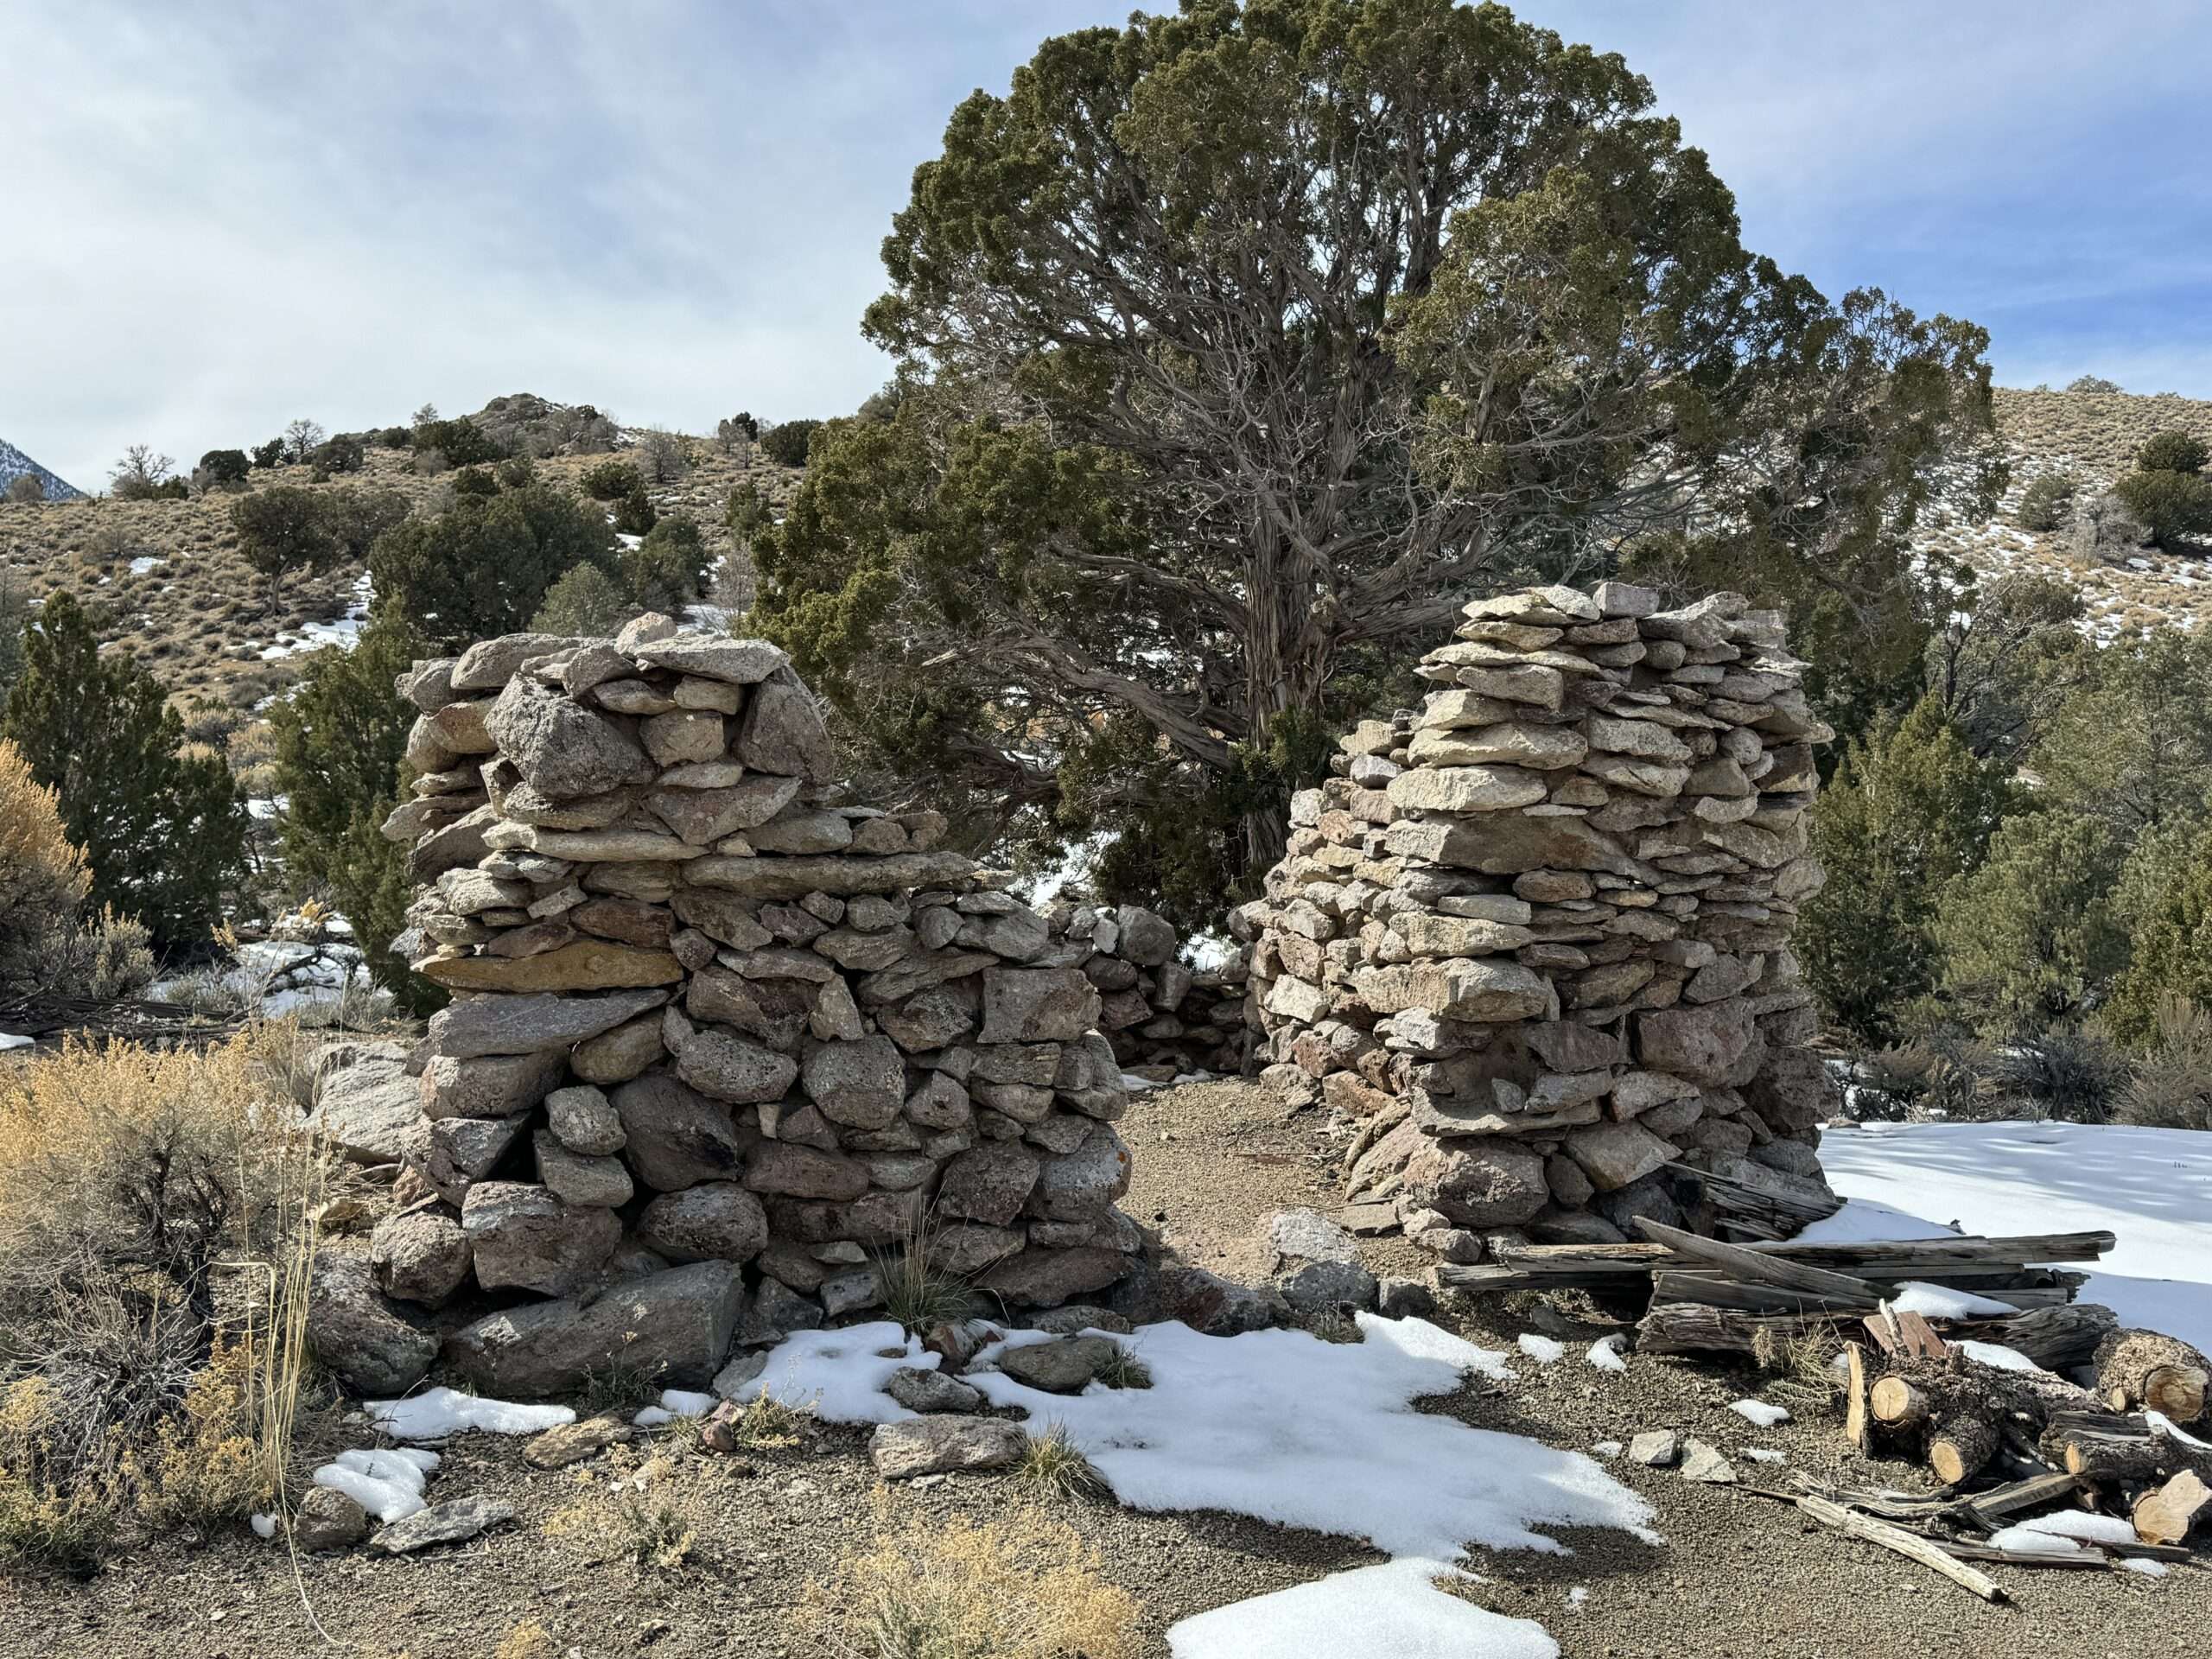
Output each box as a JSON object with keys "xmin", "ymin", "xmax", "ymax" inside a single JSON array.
[{"xmin": 369, "ymin": 1496, "xmax": 516, "ymax": 1554}]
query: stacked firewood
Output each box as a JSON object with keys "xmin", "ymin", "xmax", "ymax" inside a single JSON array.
[{"xmin": 1448, "ymin": 1216, "xmax": 2212, "ymax": 1570}]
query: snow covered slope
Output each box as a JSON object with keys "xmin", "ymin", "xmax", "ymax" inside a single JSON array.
[
  {"xmin": 1808, "ymin": 1119, "xmax": 2212, "ymax": 1352},
  {"xmin": 0, "ymin": 436, "xmax": 84, "ymax": 501}
]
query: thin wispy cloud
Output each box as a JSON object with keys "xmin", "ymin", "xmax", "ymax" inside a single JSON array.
[{"xmin": 6, "ymin": 1, "xmax": 2209, "ymax": 491}]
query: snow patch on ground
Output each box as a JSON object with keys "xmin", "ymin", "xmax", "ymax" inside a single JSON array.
[
  {"xmin": 313, "ymin": 1446, "xmax": 439, "ymax": 1522},
  {"xmin": 0, "ymin": 1033, "xmax": 31, "ymax": 1051},
  {"xmin": 963, "ymin": 1314, "xmax": 1651, "ymax": 1561},
  {"xmin": 1727, "ymin": 1400, "xmax": 1789, "ymax": 1428},
  {"xmin": 1585, "ymin": 1335, "xmax": 1628, "ymax": 1373},
  {"xmin": 366, "ymin": 1388, "xmax": 573, "ymax": 1440},
  {"xmin": 725, "ymin": 1322, "xmax": 934, "ymax": 1425},
  {"xmin": 257, "ymin": 570, "xmax": 373, "ymax": 659},
  {"xmin": 1516, "ymin": 1333, "xmax": 1566, "ymax": 1364},
  {"xmin": 1810, "ymin": 1121, "xmax": 2212, "ymax": 1350},
  {"xmin": 1167, "ymin": 1556, "xmax": 1559, "ymax": 1659}
]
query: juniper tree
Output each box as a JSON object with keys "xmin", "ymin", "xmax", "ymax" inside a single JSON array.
[
  {"xmin": 368, "ymin": 479, "xmax": 616, "ymax": 648},
  {"xmin": 1798, "ymin": 698, "xmax": 2013, "ymax": 1046},
  {"xmin": 756, "ymin": 0, "xmax": 1998, "ymax": 914},
  {"xmin": 267, "ymin": 614, "xmax": 442, "ymax": 1012},
  {"xmin": 0, "ymin": 593, "xmax": 245, "ymax": 946}
]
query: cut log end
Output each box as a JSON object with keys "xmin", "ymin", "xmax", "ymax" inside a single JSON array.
[
  {"xmin": 2145, "ymin": 1364, "xmax": 2209, "ymax": 1425},
  {"xmin": 2133, "ymin": 1469, "xmax": 2211, "ymax": 1547},
  {"xmin": 1929, "ymin": 1415, "xmax": 1999, "ymax": 1486},
  {"xmin": 1869, "ymin": 1376, "xmax": 1929, "ymax": 1430}
]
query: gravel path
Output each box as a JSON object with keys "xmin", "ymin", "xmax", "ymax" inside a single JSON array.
[{"xmin": 0, "ymin": 1077, "xmax": 2202, "ymax": 1657}]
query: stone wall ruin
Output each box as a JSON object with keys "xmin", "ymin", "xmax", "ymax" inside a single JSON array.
[
  {"xmin": 1243, "ymin": 582, "xmax": 1840, "ymax": 1261},
  {"xmin": 365, "ymin": 615, "xmax": 1149, "ymax": 1393}
]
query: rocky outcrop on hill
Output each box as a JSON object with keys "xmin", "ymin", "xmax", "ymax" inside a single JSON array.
[
  {"xmin": 1241, "ymin": 582, "xmax": 1840, "ymax": 1260},
  {"xmin": 326, "ymin": 615, "xmax": 1146, "ymax": 1395}
]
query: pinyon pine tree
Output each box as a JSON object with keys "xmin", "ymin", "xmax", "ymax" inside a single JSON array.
[
  {"xmin": 756, "ymin": 0, "xmax": 1999, "ymax": 916},
  {"xmin": 1799, "ymin": 697, "xmax": 2012, "ymax": 1045},
  {"xmin": 0, "ymin": 594, "xmax": 245, "ymax": 946}
]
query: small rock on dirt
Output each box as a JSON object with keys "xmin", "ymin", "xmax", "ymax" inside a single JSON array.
[
  {"xmin": 998, "ymin": 1335, "xmax": 1122, "ymax": 1394},
  {"xmin": 1376, "ymin": 1277, "xmax": 1437, "ymax": 1320},
  {"xmin": 1629, "ymin": 1429, "xmax": 1680, "ymax": 1467},
  {"xmin": 869, "ymin": 1416, "xmax": 1026, "ymax": 1478},
  {"xmin": 524, "ymin": 1414, "xmax": 632, "ymax": 1469},
  {"xmin": 292, "ymin": 1486, "xmax": 369, "ymax": 1552},
  {"xmin": 369, "ymin": 1496, "xmax": 516, "ymax": 1555},
  {"xmin": 884, "ymin": 1367, "xmax": 985, "ymax": 1414},
  {"xmin": 1679, "ymin": 1439, "xmax": 1737, "ymax": 1484}
]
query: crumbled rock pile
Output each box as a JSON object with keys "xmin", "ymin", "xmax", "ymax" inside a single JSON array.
[
  {"xmin": 325, "ymin": 616, "xmax": 1141, "ymax": 1397},
  {"xmin": 1035, "ymin": 899, "xmax": 1249, "ymax": 1078},
  {"xmin": 1241, "ymin": 582, "xmax": 1840, "ymax": 1260}
]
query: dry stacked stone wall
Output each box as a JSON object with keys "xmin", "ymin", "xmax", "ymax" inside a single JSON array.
[
  {"xmin": 1038, "ymin": 900, "xmax": 1249, "ymax": 1079},
  {"xmin": 1243, "ymin": 582, "xmax": 1840, "ymax": 1261},
  {"xmin": 370, "ymin": 615, "xmax": 1142, "ymax": 1389}
]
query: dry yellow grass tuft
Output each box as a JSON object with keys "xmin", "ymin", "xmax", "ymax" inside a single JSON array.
[
  {"xmin": 799, "ymin": 1492, "xmax": 1140, "ymax": 1659},
  {"xmin": 0, "ymin": 1035, "xmax": 327, "ymax": 1572},
  {"xmin": 544, "ymin": 1452, "xmax": 704, "ymax": 1573}
]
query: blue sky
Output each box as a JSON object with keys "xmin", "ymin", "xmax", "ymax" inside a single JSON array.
[{"xmin": 6, "ymin": 1, "xmax": 2209, "ymax": 493}]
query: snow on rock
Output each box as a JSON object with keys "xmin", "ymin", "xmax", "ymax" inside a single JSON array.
[
  {"xmin": 313, "ymin": 1446, "xmax": 439, "ymax": 1522},
  {"xmin": 1168, "ymin": 1556, "xmax": 1558, "ymax": 1659},
  {"xmin": 366, "ymin": 1387, "xmax": 573, "ymax": 1440},
  {"xmin": 1516, "ymin": 1333, "xmax": 1567, "ymax": 1364},
  {"xmin": 1727, "ymin": 1400, "xmax": 1789, "ymax": 1428},
  {"xmin": 2122, "ymin": 1557, "xmax": 2171, "ymax": 1578},
  {"xmin": 963, "ymin": 1314, "xmax": 1652, "ymax": 1561},
  {"xmin": 1585, "ymin": 1336, "xmax": 1628, "ymax": 1374},
  {"xmin": 1889, "ymin": 1281, "xmax": 2020, "ymax": 1319},
  {"xmin": 722, "ymin": 1322, "xmax": 937, "ymax": 1425},
  {"xmin": 1808, "ymin": 1121, "xmax": 2212, "ymax": 1351},
  {"xmin": 0, "ymin": 1033, "xmax": 31, "ymax": 1051}
]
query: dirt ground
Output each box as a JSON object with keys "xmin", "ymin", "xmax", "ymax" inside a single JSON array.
[{"xmin": 1, "ymin": 1077, "xmax": 2203, "ymax": 1658}]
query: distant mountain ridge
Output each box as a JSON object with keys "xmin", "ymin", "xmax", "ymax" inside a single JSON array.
[{"xmin": 0, "ymin": 437, "xmax": 84, "ymax": 502}]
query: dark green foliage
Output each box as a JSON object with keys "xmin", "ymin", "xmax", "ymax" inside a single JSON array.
[
  {"xmin": 368, "ymin": 480, "xmax": 616, "ymax": 649},
  {"xmin": 612, "ymin": 487, "xmax": 657, "ymax": 537},
  {"xmin": 762, "ymin": 0, "xmax": 1997, "ymax": 912},
  {"xmin": 410, "ymin": 417, "xmax": 504, "ymax": 468},
  {"xmin": 153, "ymin": 477, "xmax": 188, "ymax": 499},
  {"xmin": 0, "ymin": 594, "xmax": 245, "ymax": 946},
  {"xmin": 0, "ymin": 570, "xmax": 29, "ymax": 715},
  {"xmin": 716, "ymin": 412, "xmax": 759, "ymax": 452},
  {"xmin": 266, "ymin": 615, "xmax": 443, "ymax": 1014},
  {"xmin": 195, "ymin": 450, "xmax": 250, "ymax": 489},
  {"xmin": 2114, "ymin": 467, "xmax": 2212, "ymax": 547},
  {"xmin": 1800, "ymin": 699, "xmax": 2013, "ymax": 1045},
  {"xmin": 1923, "ymin": 574, "xmax": 2087, "ymax": 766},
  {"xmin": 2066, "ymin": 374, "xmax": 2122, "ymax": 393},
  {"xmin": 2016, "ymin": 472, "xmax": 2076, "ymax": 532},
  {"xmin": 2136, "ymin": 431, "xmax": 2208, "ymax": 475},
  {"xmin": 379, "ymin": 426, "xmax": 411, "ymax": 448},
  {"xmin": 759, "ymin": 420, "xmax": 819, "ymax": 468},
  {"xmin": 580, "ymin": 461, "xmax": 644, "ymax": 501},
  {"xmin": 726, "ymin": 481, "xmax": 769, "ymax": 544},
  {"xmin": 2030, "ymin": 628, "xmax": 2212, "ymax": 840},
  {"xmin": 1933, "ymin": 810, "xmax": 2127, "ymax": 1033},
  {"xmin": 230, "ymin": 486, "xmax": 409, "ymax": 600},
  {"xmin": 315, "ymin": 433, "xmax": 365, "ymax": 474},
  {"xmin": 449, "ymin": 466, "xmax": 500, "ymax": 501},
  {"xmin": 622, "ymin": 513, "xmax": 709, "ymax": 613},
  {"xmin": 2104, "ymin": 821, "xmax": 2212, "ymax": 1048},
  {"xmin": 530, "ymin": 563, "xmax": 636, "ymax": 637},
  {"xmin": 249, "ymin": 439, "xmax": 285, "ymax": 470}
]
